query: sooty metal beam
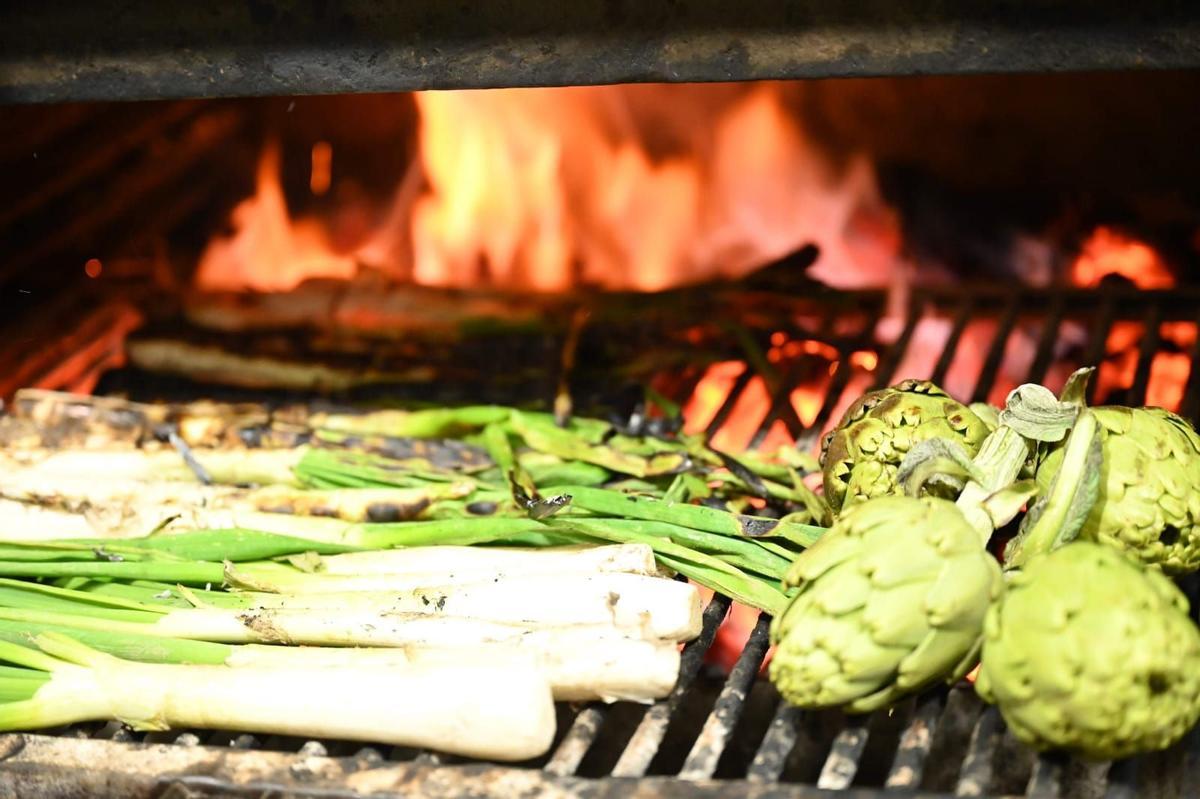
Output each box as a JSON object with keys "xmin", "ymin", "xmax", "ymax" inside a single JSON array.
[{"xmin": 4, "ymin": 1, "xmax": 1200, "ymax": 103}]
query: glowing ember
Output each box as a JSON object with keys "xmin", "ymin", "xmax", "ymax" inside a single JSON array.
[
  {"xmin": 1072, "ymin": 226, "xmax": 1174, "ymax": 289},
  {"xmin": 309, "ymin": 141, "xmax": 333, "ymax": 196},
  {"xmin": 194, "ymin": 84, "xmax": 896, "ymax": 294},
  {"xmin": 1094, "ymin": 320, "xmax": 1196, "ymax": 409},
  {"xmin": 1070, "ymin": 227, "xmax": 1195, "ymax": 410}
]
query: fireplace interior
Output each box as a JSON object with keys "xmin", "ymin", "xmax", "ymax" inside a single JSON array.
[{"xmin": 3, "ymin": 5, "xmax": 1200, "ymax": 798}]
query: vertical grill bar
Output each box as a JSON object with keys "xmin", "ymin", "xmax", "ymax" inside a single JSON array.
[
  {"xmin": 1026, "ymin": 752, "xmax": 1068, "ymax": 798},
  {"xmin": 705, "ymin": 367, "xmax": 755, "ymax": 440},
  {"xmin": 955, "ymin": 706, "xmax": 1005, "ymax": 796},
  {"xmin": 748, "ymin": 360, "xmax": 804, "ymax": 449},
  {"xmin": 1180, "ymin": 307, "xmax": 1200, "ymax": 423},
  {"xmin": 930, "ymin": 298, "xmax": 976, "ymax": 386},
  {"xmin": 747, "ymin": 702, "xmax": 803, "ymax": 782},
  {"xmin": 803, "ymin": 347, "xmax": 859, "ymax": 439},
  {"xmin": 1083, "ymin": 293, "xmax": 1118, "ymax": 405},
  {"xmin": 1126, "ymin": 304, "xmax": 1163, "ymax": 406},
  {"xmin": 871, "ymin": 295, "xmax": 922, "ymax": 390},
  {"xmin": 678, "ymin": 613, "xmax": 773, "ymax": 780},
  {"xmin": 1024, "ymin": 296, "xmax": 1066, "ymax": 385},
  {"xmin": 1104, "ymin": 758, "xmax": 1139, "ymax": 799},
  {"xmin": 970, "ymin": 297, "xmax": 1022, "ymax": 404},
  {"xmin": 543, "ymin": 707, "xmax": 605, "ymax": 777},
  {"xmin": 611, "ymin": 594, "xmax": 732, "ymax": 778},
  {"xmin": 885, "ymin": 693, "xmax": 944, "ymax": 789},
  {"xmin": 816, "ymin": 722, "xmax": 870, "ymax": 790}
]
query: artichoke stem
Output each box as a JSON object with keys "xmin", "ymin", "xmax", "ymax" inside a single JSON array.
[
  {"xmin": 955, "ymin": 426, "xmax": 1033, "ymax": 545},
  {"xmin": 1004, "ymin": 410, "xmax": 1100, "ymax": 569}
]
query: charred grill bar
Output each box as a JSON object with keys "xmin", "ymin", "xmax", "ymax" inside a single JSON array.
[{"xmin": 5, "ymin": 1, "xmax": 1200, "ymax": 103}]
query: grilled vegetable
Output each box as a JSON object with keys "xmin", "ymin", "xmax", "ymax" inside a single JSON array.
[
  {"xmin": 0, "ymin": 569, "xmax": 703, "ymax": 642},
  {"xmin": 0, "ymin": 634, "xmax": 556, "ymax": 761},
  {"xmin": 768, "ymin": 495, "xmax": 1003, "ymax": 712},
  {"xmin": 770, "ymin": 384, "xmax": 1075, "ymax": 713},
  {"xmin": 1034, "ymin": 406, "xmax": 1200, "ymax": 574},
  {"xmin": 0, "ymin": 618, "xmax": 680, "ymax": 704},
  {"xmin": 976, "ymin": 542, "xmax": 1200, "ymax": 759},
  {"xmin": 820, "ymin": 380, "xmax": 991, "ymax": 514}
]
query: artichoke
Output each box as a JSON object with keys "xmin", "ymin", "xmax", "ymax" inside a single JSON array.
[
  {"xmin": 977, "ymin": 542, "xmax": 1200, "ymax": 759},
  {"xmin": 1034, "ymin": 406, "xmax": 1200, "ymax": 574},
  {"xmin": 769, "ymin": 495, "xmax": 1003, "ymax": 712},
  {"xmin": 821, "ymin": 380, "xmax": 991, "ymax": 514}
]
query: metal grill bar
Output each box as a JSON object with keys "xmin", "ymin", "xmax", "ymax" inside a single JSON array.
[
  {"xmin": 611, "ymin": 595, "xmax": 731, "ymax": 778},
  {"xmin": 678, "ymin": 614, "xmax": 773, "ymax": 779},
  {"xmin": 1104, "ymin": 759, "xmax": 1138, "ymax": 799},
  {"xmin": 970, "ymin": 297, "xmax": 1021, "ymax": 404},
  {"xmin": 1083, "ymin": 292, "xmax": 1119, "ymax": 405},
  {"xmin": 816, "ymin": 722, "xmax": 870, "ymax": 790},
  {"xmin": 930, "ymin": 298, "xmax": 975, "ymax": 386},
  {"xmin": 749, "ymin": 360, "xmax": 804, "ymax": 449},
  {"xmin": 544, "ymin": 708, "xmax": 606, "ymax": 777},
  {"xmin": 704, "ymin": 367, "xmax": 754, "ymax": 441},
  {"xmin": 1024, "ymin": 295, "xmax": 1066, "ymax": 385},
  {"xmin": 871, "ymin": 297, "xmax": 921, "ymax": 390},
  {"xmin": 806, "ymin": 342, "xmax": 861, "ymax": 437},
  {"xmin": 1182, "ymin": 307, "xmax": 1200, "ymax": 423},
  {"xmin": 746, "ymin": 703, "xmax": 803, "ymax": 783},
  {"xmin": 1127, "ymin": 304, "xmax": 1164, "ymax": 406},
  {"xmin": 1026, "ymin": 753, "xmax": 1067, "ymax": 798},
  {"xmin": 955, "ymin": 707, "xmax": 1005, "ymax": 796},
  {"xmin": 884, "ymin": 694, "xmax": 943, "ymax": 790}
]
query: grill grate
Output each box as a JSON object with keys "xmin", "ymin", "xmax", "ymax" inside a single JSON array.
[{"xmin": 3, "ymin": 282, "xmax": 1200, "ymax": 798}]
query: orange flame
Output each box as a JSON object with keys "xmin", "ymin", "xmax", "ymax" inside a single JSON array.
[
  {"xmin": 1071, "ymin": 227, "xmax": 1194, "ymax": 410},
  {"xmin": 195, "ymin": 143, "xmax": 358, "ymax": 291},
  {"xmin": 195, "ymin": 85, "xmax": 897, "ymax": 294},
  {"xmin": 1072, "ymin": 226, "xmax": 1173, "ymax": 289}
]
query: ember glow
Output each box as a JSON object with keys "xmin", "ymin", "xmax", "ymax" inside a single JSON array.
[
  {"xmin": 1070, "ymin": 227, "xmax": 1196, "ymax": 409},
  {"xmin": 1072, "ymin": 226, "xmax": 1174, "ymax": 289},
  {"xmin": 195, "ymin": 84, "xmax": 895, "ymax": 293}
]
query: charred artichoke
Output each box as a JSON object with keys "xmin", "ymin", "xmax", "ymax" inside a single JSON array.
[
  {"xmin": 768, "ymin": 495, "xmax": 1003, "ymax": 712},
  {"xmin": 1034, "ymin": 406, "xmax": 1200, "ymax": 574},
  {"xmin": 821, "ymin": 380, "xmax": 990, "ymax": 514},
  {"xmin": 977, "ymin": 542, "xmax": 1200, "ymax": 759}
]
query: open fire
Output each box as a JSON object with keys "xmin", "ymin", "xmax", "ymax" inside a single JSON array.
[{"xmin": 195, "ymin": 84, "xmax": 894, "ymax": 294}]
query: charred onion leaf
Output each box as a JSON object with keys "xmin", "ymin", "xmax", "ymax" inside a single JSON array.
[{"xmin": 711, "ymin": 449, "xmax": 770, "ymax": 499}]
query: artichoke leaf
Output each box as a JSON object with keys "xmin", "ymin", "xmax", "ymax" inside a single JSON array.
[
  {"xmin": 999, "ymin": 383, "xmax": 1079, "ymax": 443},
  {"xmin": 979, "ymin": 480, "xmax": 1040, "ymax": 530},
  {"xmin": 782, "ymin": 531, "xmax": 861, "ymax": 588},
  {"xmin": 896, "ymin": 627, "xmax": 983, "ymax": 692},
  {"xmin": 897, "ymin": 438, "xmax": 984, "ymax": 497},
  {"xmin": 969, "ymin": 402, "xmax": 1001, "ymax": 432},
  {"xmin": 1057, "ymin": 366, "xmax": 1096, "ymax": 408}
]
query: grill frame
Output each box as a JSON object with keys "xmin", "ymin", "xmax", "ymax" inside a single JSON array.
[{"xmin": 6, "ymin": 2, "xmax": 1200, "ymax": 104}]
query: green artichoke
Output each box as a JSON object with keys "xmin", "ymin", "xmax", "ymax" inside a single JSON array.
[
  {"xmin": 768, "ymin": 495, "xmax": 1003, "ymax": 712},
  {"xmin": 1034, "ymin": 406, "xmax": 1200, "ymax": 574},
  {"xmin": 821, "ymin": 380, "xmax": 991, "ymax": 514},
  {"xmin": 977, "ymin": 542, "xmax": 1200, "ymax": 759}
]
